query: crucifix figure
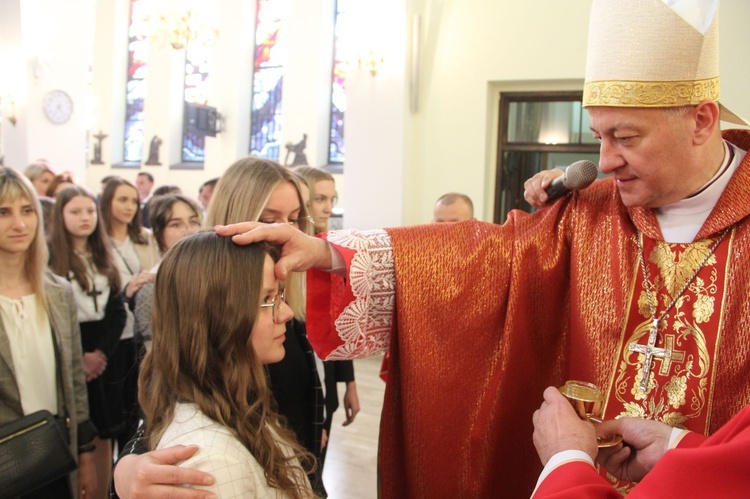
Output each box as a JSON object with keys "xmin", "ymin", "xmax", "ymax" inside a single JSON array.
[
  {"xmin": 629, "ymin": 319, "xmax": 672, "ymax": 392},
  {"xmin": 91, "ymin": 130, "xmax": 108, "ymax": 165},
  {"xmin": 87, "ymin": 283, "xmax": 103, "ymax": 313}
]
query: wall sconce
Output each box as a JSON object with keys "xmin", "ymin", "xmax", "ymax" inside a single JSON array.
[
  {"xmin": 0, "ymin": 95, "xmax": 17, "ymax": 127},
  {"xmin": 357, "ymin": 50, "xmax": 384, "ymax": 77}
]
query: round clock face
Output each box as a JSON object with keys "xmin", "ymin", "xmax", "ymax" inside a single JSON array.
[{"xmin": 43, "ymin": 90, "xmax": 73, "ymax": 124}]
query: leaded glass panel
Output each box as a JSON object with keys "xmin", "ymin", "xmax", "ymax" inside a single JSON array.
[
  {"xmin": 125, "ymin": 0, "xmax": 149, "ymax": 162},
  {"xmin": 250, "ymin": 0, "xmax": 288, "ymax": 160},
  {"xmin": 182, "ymin": 43, "xmax": 212, "ymax": 162},
  {"xmin": 328, "ymin": 0, "xmax": 350, "ymax": 164}
]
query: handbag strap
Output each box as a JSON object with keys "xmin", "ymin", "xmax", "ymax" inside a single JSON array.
[{"xmin": 49, "ymin": 325, "xmax": 70, "ymax": 426}]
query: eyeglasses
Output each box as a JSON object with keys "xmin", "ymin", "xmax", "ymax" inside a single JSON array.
[
  {"xmin": 260, "ymin": 287, "xmax": 287, "ymax": 323},
  {"xmin": 259, "ymin": 216, "xmax": 314, "ymax": 232}
]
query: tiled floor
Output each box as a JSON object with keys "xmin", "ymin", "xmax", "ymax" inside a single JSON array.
[{"xmin": 322, "ymin": 354, "xmax": 386, "ymax": 499}]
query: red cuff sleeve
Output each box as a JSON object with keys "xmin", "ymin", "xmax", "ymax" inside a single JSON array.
[{"xmin": 306, "ymin": 233, "xmax": 357, "ymax": 359}]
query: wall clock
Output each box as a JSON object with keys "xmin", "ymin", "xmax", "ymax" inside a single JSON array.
[{"xmin": 42, "ymin": 90, "xmax": 73, "ymax": 124}]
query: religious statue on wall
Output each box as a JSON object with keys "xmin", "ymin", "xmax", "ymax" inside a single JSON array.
[
  {"xmin": 145, "ymin": 135, "xmax": 163, "ymax": 165},
  {"xmin": 284, "ymin": 133, "xmax": 308, "ymax": 166},
  {"xmin": 91, "ymin": 130, "xmax": 108, "ymax": 165}
]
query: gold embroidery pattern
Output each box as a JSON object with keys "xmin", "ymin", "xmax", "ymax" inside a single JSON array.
[
  {"xmin": 583, "ymin": 77, "xmax": 720, "ymax": 108},
  {"xmin": 615, "ymin": 239, "xmax": 719, "ymax": 426}
]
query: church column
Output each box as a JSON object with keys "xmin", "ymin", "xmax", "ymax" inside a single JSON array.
[
  {"xmin": 0, "ymin": 0, "xmax": 28, "ymax": 168},
  {"xmin": 0, "ymin": 0, "xmax": 92, "ymax": 178},
  {"xmin": 343, "ymin": 0, "xmax": 407, "ymax": 229},
  {"xmin": 202, "ymin": 0, "xmax": 255, "ymax": 173},
  {"xmin": 87, "ymin": 0, "xmax": 129, "ymax": 186},
  {"xmin": 141, "ymin": 39, "xmax": 185, "ymax": 169}
]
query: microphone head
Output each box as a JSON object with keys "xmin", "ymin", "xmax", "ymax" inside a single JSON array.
[{"xmin": 563, "ymin": 160, "xmax": 598, "ymax": 190}]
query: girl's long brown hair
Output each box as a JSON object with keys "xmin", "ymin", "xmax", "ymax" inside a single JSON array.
[
  {"xmin": 139, "ymin": 232, "xmax": 313, "ymax": 498},
  {"xmin": 49, "ymin": 185, "xmax": 121, "ymax": 292},
  {"xmin": 100, "ymin": 176, "xmax": 147, "ymax": 244}
]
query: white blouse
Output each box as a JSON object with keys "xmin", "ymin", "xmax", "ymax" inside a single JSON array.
[
  {"xmin": 0, "ymin": 295, "xmax": 57, "ymax": 414},
  {"xmin": 158, "ymin": 403, "xmax": 312, "ymax": 498}
]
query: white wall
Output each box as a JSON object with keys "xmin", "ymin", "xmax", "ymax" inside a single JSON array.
[
  {"xmin": 341, "ymin": 0, "xmax": 407, "ymax": 230},
  {"xmin": 0, "ymin": 0, "xmax": 94, "ymax": 179},
  {"xmin": 405, "ymin": 0, "xmax": 750, "ymax": 224}
]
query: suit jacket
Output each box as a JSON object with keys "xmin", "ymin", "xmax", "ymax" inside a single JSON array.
[
  {"xmin": 0, "ymin": 272, "xmax": 92, "ymax": 495},
  {"xmin": 265, "ymin": 319, "xmax": 324, "ymax": 457}
]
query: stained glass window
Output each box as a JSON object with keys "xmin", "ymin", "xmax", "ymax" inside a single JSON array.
[
  {"xmin": 125, "ymin": 0, "xmax": 149, "ymax": 163},
  {"xmin": 182, "ymin": 43, "xmax": 212, "ymax": 162},
  {"xmin": 328, "ymin": 0, "xmax": 350, "ymax": 164},
  {"xmin": 250, "ymin": 0, "xmax": 288, "ymax": 161}
]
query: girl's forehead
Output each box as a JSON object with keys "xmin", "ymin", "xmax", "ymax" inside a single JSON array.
[
  {"xmin": 115, "ymin": 184, "xmax": 138, "ymax": 196},
  {"xmin": 0, "ymin": 191, "xmax": 31, "ymax": 206}
]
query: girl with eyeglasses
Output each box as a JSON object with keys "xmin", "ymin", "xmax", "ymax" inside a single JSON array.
[
  {"xmin": 114, "ymin": 158, "xmax": 325, "ymax": 498},
  {"xmin": 139, "ymin": 232, "xmax": 314, "ymax": 498},
  {"xmin": 133, "ymin": 194, "xmax": 202, "ymax": 351},
  {"xmin": 49, "ymin": 185, "xmax": 127, "ymax": 498}
]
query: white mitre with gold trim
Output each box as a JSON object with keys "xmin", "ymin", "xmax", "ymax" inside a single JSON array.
[{"xmin": 583, "ymin": 0, "xmax": 746, "ymax": 124}]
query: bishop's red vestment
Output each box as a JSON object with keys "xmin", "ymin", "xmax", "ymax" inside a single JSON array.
[{"xmin": 306, "ymin": 130, "xmax": 750, "ymax": 497}]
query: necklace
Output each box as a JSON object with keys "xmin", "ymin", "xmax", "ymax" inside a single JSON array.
[{"xmin": 631, "ymin": 227, "xmax": 731, "ymax": 392}]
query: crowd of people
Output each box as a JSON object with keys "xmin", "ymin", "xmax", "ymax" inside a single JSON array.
[{"xmin": 1, "ymin": 159, "xmax": 360, "ymax": 498}]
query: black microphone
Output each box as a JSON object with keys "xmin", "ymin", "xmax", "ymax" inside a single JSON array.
[{"xmin": 545, "ymin": 160, "xmax": 598, "ymax": 203}]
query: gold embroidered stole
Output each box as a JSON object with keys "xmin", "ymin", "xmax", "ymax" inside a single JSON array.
[{"xmin": 600, "ymin": 230, "xmax": 732, "ymax": 491}]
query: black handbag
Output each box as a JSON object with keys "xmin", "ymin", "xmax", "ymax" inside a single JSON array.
[
  {"xmin": 0, "ymin": 409, "xmax": 77, "ymax": 498},
  {"xmin": 0, "ymin": 327, "xmax": 78, "ymax": 498}
]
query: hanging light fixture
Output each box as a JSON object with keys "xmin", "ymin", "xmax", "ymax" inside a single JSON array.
[{"xmin": 144, "ymin": 1, "xmax": 218, "ymax": 50}]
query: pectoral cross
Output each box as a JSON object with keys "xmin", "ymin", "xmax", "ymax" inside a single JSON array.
[
  {"xmin": 657, "ymin": 335, "xmax": 686, "ymax": 375},
  {"xmin": 629, "ymin": 319, "xmax": 672, "ymax": 392},
  {"xmin": 87, "ymin": 284, "xmax": 103, "ymax": 313}
]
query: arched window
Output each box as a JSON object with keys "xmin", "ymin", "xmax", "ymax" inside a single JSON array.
[
  {"xmin": 250, "ymin": 0, "xmax": 288, "ymax": 161},
  {"xmin": 328, "ymin": 0, "xmax": 349, "ymax": 165},
  {"xmin": 182, "ymin": 43, "xmax": 212, "ymax": 163},
  {"xmin": 124, "ymin": 0, "xmax": 149, "ymax": 163}
]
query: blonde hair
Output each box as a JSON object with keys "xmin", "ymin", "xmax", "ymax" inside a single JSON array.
[
  {"xmin": 139, "ymin": 232, "xmax": 313, "ymax": 498},
  {"xmin": 23, "ymin": 161, "xmax": 54, "ymax": 181},
  {"xmin": 0, "ymin": 167, "xmax": 49, "ymax": 305},
  {"xmin": 205, "ymin": 157, "xmax": 310, "ymax": 319},
  {"xmin": 292, "ymin": 166, "xmax": 334, "ymax": 187}
]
